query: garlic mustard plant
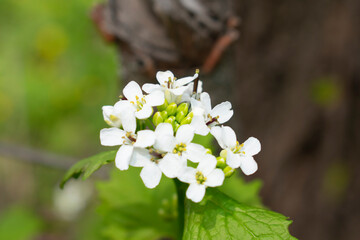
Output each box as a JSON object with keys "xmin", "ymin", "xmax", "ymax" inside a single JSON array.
[{"xmin": 99, "ymin": 70, "xmax": 261, "ymax": 203}]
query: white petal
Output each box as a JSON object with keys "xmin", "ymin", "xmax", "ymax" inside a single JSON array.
[
  {"xmin": 205, "ymin": 169, "xmax": 225, "ymax": 187},
  {"xmin": 135, "ymin": 104, "xmax": 153, "ymax": 119},
  {"xmin": 190, "ymin": 98, "xmax": 205, "ymax": 116},
  {"xmin": 226, "ymin": 150, "xmax": 241, "ymax": 168},
  {"xmin": 155, "ymin": 123, "xmax": 174, "ymax": 137},
  {"xmin": 222, "ymin": 126, "xmax": 237, "ymax": 148},
  {"xmin": 197, "ymin": 154, "xmax": 217, "ymax": 175},
  {"xmin": 174, "ymin": 74, "xmax": 197, "ymax": 87},
  {"xmin": 100, "ymin": 128, "xmax": 125, "ymax": 146},
  {"xmin": 134, "ymin": 130, "xmax": 155, "ymax": 148},
  {"xmin": 158, "ymin": 154, "xmax": 182, "ymax": 178},
  {"xmin": 120, "ymin": 111, "xmax": 136, "ymax": 133},
  {"xmin": 169, "ymin": 86, "xmax": 189, "ymax": 95},
  {"xmin": 190, "ymin": 116, "xmax": 209, "ymax": 136},
  {"xmin": 240, "ymin": 156, "xmax": 258, "ymax": 175},
  {"xmin": 145, "ymin": 91, "xmax": 165, "ymax": 106},
  {"xmin": 130, "ymin": 148, "xmax": 151, "ymax": 167},
  {"xmin": 210, "ymin": 101, "xmax": 233, "ymax": 124},
  {"xmin": 178, "ymin": 167, "xmax": 197, "ymax": 184},
  {"xmin": 102, "ymin": 106, "xmax": 121, "ymax": 127},
  {"xmin": 115, "ymin": 145, "xmax": 134, "ymax": 170},
  {"xmin": 242, "ymin": 137, "xmax": 261, "ymax": 156},
  {"xmin": 185, "ymin": 143, "xmax": 207, "ymax": 163},
  {"xmin": 142, "ymin": 83, "xmax": 162, "ymax": 93},
  {"xmin": 140, "ymin": 163, "xmax": 162, "ymax": 189},
  {"xmin": 200, "ymin": 92, "xmax": 212, "ymax": 114},
  {"xmin": 176, "ymin": 125, "xmax": 194, "ymax": 144},
  {"xmin": 156, "ymin": 70, "xmax": 174, "ymax": 85},
  {"xmin": 210, "ymin": 126, "xmax": 226, "ymax": 149},
  {"xmin": 123, "ymin": 81, "xmax": 143, "ymax": 101},
  {"xmin": 155, "ymin": 134, "xmax": 175, "ymax": 153},
  {"xmin": 186, "ymin": 183, "xmax": 206, "ymax": 203}
]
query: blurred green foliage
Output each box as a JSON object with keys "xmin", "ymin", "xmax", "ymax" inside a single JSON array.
[
  {"xmin": 0, "ymin": 206, "xmax": 42, "ymax": 240},
  {"xmin": 0, "ymin": 0, "xmax": 118, "ymax": 156}
]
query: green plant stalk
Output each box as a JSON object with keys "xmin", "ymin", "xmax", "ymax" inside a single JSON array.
[{"xmin": 174, "ymin": 179, "xmax": 186, "ymax": 240}]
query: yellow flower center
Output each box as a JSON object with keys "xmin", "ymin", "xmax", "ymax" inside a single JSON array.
[
  {"xmin": 196, "ymin": 171, "xmax": 207, "ymax": 185},
  {"xmin": 173, "ymin": 143, "xmax": 187, "ymax": 156}
]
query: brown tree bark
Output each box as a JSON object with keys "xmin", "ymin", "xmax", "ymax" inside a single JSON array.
[{"xmin": 94, "ymin": 0, "xmax": 360, "ymax": 239}]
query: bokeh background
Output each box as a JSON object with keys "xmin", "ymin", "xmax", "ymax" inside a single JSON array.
[{"xmin": 1, "ymin": 0, "xmax": 359, "ymax": 240}]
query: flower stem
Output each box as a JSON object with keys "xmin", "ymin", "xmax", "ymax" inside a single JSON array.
[{"xmin": 174, "ymin": 179, "xmax": 186, "ymax": 240}]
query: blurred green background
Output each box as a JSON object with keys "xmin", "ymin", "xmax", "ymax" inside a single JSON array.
[{"xmin": 0, "ymin": 0, "xmax": 118, "ymax": 239}]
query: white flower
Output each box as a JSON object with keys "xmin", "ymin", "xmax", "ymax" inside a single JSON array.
[
  {"xmin": 122, "ymin": 81, "xmax": 165, "ymax": 119},
  {"xmin": 129, "ymin": 123, "xmax": 186, "ymax": 189},
  {"xmin": 181, "ymin": 80, "xmax": 203, "ymax": 103},
  {"xmin": 142, "ymin": 70, "xmax": 198, "ymax": 103},
  {"xmin": 178, "ymin": 154, "xmax": 225, "ymax": 203},
  {"xmin": 102, "ymin": 105, "xmax": 122, "ymax": 127},
  {"xmin": 211, "ymin": 126, "xmax": 261, "ymax": 175},
  {"xmin": 157, "ymin": 124, "xmax": 207, "ymax": 163},
  {"xmin": 100, "ymin": 125, "xmax": 156, "ymax": 170},
  {"xmin": 190, "ymin": 92, "xmax": 234, "ymax": 136}
]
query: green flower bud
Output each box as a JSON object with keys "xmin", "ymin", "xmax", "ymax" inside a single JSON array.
[
  {"xmin": 180, "ymin": 116, "xmax": 192, "ymax": 125},
  {"xmin": 216, "ymin": 156, "xmax": 226, "ymax": 169},
  {"xmin": 177, "ymin": 103, "xmax": 189, "ymax": 115},
  {"xmin": 205, "ymin": 148, "xmax": 212, "ymax": 155},
  {"xmin": 174, "ymin": 122, "xmax": 180, "ymax": 132},
  {"xmin": 187, "ymin": 111, "xmax": 194, "ymax": 118},
  {"xmin": 160, "ymin": 110, "xmax": 168, "ymax": 120},
  {"xmin": 152, "ymin": 112, "xmax": 163, "ymax": 126},
  {"xmin": 157, "ymin": 99, "xmax": 168, "ymax": 111},
  {"xmin": 223, "ymin": 166, "xmax": 235, "ymax": 178},
  {"xmin": 166, "ymin": 103, "xmax": 177, "ymax": 116},
  {"xmin": 175, "ymin": 111, "xmax": 186, "ymax": 123},
  {"xmin": 164, "ymin": 116, "xmax": 176, "ymax": 125},
  {"xmin": 220, "ymin": 149, "xmax": 227, "ymax": 158}
]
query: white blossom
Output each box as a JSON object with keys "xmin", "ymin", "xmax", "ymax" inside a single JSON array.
[
  {"xmin": 122, "ymin": 81, "xmax": 165, "ymax": 119},
  {"xmin": 100, "ymin": 122, "xmax": 156, "ymax": 170},
  {"xmin": 129, "ymin": 123, "xmax": 186, "ymax": 189},
  {"xmin": 190, "ymin": 92, "xmax": 233, "ymax": 136},
  {"xmin": 157, "ymin": 124, "xmax": 207, "ymax": 163},
  {"xmin": 102, "ymin": 105, "xmax": 122, "ymax": 128},
  {"xmin": 142, "ymin": 70, "xmax": 198, "ymax": 103},
  {"xmin": 178, "ymin": 154, "xmax": 224, "ymax": 203},
  {"xmin": 211, "ymin": 126, "xmax": 261, "ymax": 175}
]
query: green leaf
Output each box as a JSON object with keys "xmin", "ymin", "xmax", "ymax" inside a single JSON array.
[
  {"xmin": 97, "ymin": 168, "xmax": 178, "ymax": 240},
  {"xmin": 183, "ymin": 188, "xmax": 296, "ymax": 240},
  {"xmin": 219, "ymin": 175, "xmax": 263, "ymax": 207},
  {"xmin": 60, "ymin": 150, "xmax": 116, "ymax": 188}
]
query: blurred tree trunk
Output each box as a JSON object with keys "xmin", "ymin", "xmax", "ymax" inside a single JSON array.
[{"xmin": 95, "ymin": 0, "xmax": 360, "ymax": 239}]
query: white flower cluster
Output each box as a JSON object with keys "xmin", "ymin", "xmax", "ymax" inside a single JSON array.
[{"xmin": 100, "ymin": 70, "xmax": 261, "ymax": 203}]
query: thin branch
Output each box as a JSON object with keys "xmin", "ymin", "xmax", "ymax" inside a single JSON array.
[{"xmin": 0, "ymin": 141, "xmax": 77, "ymax": 170}]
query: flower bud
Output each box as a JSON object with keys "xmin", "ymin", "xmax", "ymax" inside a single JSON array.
[
  {"xmin": 164, "ymin": 116, "xmax": 176, "ymax": 125},
  {"xmin": 180, "ymin": 116, "xmax": 192, "ymax": 125},
  {"xmin": 223, "ymin": 166, "xmax": 235, "ymax": 178},
  {"xmin": 166, "ymin": 103, "xmax": 177, "ymax": 116},
  {"xmin": 160, "ymin": 111, "xmax": 168, "ymax": 120},
  {"xmin": 176, "ymin": 103, "xmax": 189, "ymax": 115},
  {"xmin": 205, "ymin": 148, "xmax": 212, "ymax": 155},
  {"xmin": 216, "ymin": 156, "xmax": 226, "ymax": 169},
  {"xmin": 152, "ymin": 112, "xmax": 163, "ymax": 126},
  {"xmin": 220, "ymin": 149, "xmax": 227, "ymax": 158},
  {"xmin": 157, "ymin": 99, "xmax": 168, "ymax": 111},
  {"xmin": 175, "ymin": 111, "xmax": 186, "ymax": 123},
  {"xmin": 174, "ymin": 122, "xmax": 180, "ymax": 132},
  {"xmin": 187, "ymin": 111, "xmax": 194, "ymax": 118}
]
